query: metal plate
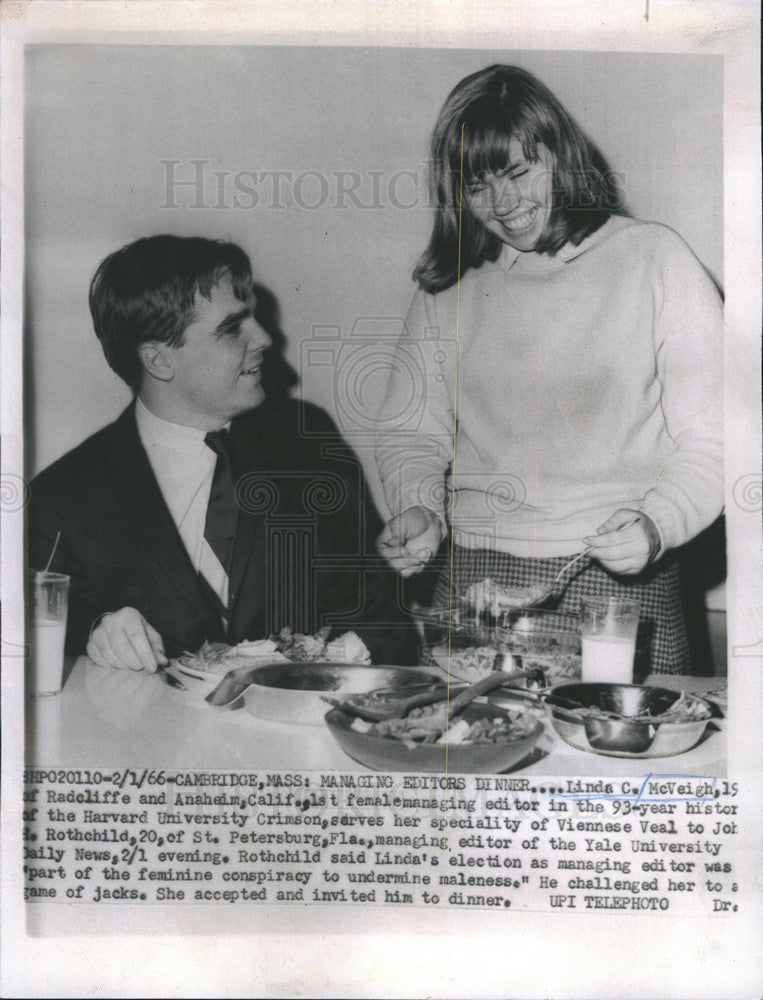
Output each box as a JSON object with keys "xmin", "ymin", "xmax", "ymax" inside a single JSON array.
[
  {"xmin": 243, "ymin": 663, "xmax": 441, "ymax": 726},
  {"xmin": 325, "ymin": 703, "xmax": 543, "ymax": 773},
  {"xmin": 545, "ymin": 683, "xmax": 713, "ymax": 758}
]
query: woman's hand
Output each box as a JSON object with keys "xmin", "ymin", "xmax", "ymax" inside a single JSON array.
[
  {"xmin": 584, "ymin": 509, "xmax": 661, "ymax": 576},
  {"xmin": 376, "ymin": 506, "xmax": 444, "ymax": 577}
]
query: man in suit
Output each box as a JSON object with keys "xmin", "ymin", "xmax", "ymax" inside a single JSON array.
[{"xmin": 29, "ymin": 236, "xmax": 417, "ymax": 670}]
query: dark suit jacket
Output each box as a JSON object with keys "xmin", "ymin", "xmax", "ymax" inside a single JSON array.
[{"xmin": 29, "ymin": 399, "xmax": 418, "ymax": 664}]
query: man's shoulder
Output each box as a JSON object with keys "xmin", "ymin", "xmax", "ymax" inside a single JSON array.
[{"xmin": 32, "ymin": 407, "xmax": 133, "ymax": 495}]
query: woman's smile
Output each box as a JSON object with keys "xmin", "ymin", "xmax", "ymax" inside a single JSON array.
[
  {"xmin": 495, "ymin": 204, "xmax": 539, "ymax": 234},
  {"xmin": 464, "ymin": 138, "xmax": 553, "ymax": 253}
]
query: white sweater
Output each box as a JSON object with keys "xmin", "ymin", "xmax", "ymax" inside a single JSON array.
[{"xmin": 375, "ymin": 216, "xmax": 724, "ymax": 558}]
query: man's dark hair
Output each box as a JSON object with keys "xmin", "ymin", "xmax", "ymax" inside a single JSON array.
[{"xmin": 89, "ymin": 235, "xmax": 254, "ymax": 389}]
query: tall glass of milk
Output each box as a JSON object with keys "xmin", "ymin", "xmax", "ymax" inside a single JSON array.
[
  {"xmin": 580, "ymin": 597, "xmax": 640, "ymax": 684},
  {"xmin": 28, "ymin": 571, "xmax": 70, "ymax": 696}
]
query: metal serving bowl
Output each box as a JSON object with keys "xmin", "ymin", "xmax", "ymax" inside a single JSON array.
[
  {"xmin": 324, "ymin": 703, "xmax": 544, "ymax": 773},
  {"xmin": 544, "ymin": 683, "xmax": 714, "ymax": 758},
  {"xmin": 242, "ymin": 663, "xmax": 440, "ymax": 726}
]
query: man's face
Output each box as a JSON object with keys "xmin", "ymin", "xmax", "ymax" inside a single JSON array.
[{"xmin": 165, "ymin": 277, "xmax": 271, "ymax": 429}]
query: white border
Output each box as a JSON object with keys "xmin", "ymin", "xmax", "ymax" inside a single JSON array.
[{"xmin": 2, "ymin": 2, "xmax": 760, "ymax": 997}]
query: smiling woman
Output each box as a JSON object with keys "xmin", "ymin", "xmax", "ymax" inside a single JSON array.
[
  {"xmin": 416, "ymin": 64, "xmax": 616, "ymax": 289},
  {"xmin": 374, "ymin": 64, "xmax": 724, "ymax": 676},
  {"xmin": 462, "ymin": 139, "xmax": 553, "ymax": 253}
]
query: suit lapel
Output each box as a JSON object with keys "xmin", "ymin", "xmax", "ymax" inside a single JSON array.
[
  {"xmin": 106, "ymin": 405, "xmax": 223, "ymax": 636},
  {"xmin": 226, "ymin": 414, "xmax": 267, "ymax": 635}
]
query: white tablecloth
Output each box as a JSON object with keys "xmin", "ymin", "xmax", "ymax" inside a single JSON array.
[{"xmin": 26, "ymin": 657, "xmax": 726, "ymax": 777}]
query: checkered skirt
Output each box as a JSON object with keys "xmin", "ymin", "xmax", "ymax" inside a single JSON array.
[{"xmin": 425, "ymin": 545, "xmax": 691, "ymax": 675}]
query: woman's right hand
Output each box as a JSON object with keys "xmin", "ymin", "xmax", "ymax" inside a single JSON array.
[{"xmin": 376, "ymin": 506, "xmax": 444, "ymax": 577}]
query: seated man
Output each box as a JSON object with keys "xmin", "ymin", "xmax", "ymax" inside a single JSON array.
[{"xmin": 29, "ymin": 235, "xmax": 417, "ymax": 670}]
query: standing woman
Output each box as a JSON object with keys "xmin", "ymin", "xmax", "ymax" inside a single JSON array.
[{"xmin": 375, "ymin": 65, "xmax": 723, "ymax": 674}]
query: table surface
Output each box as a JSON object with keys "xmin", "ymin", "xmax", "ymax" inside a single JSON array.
[{"xmin": 25, "ymin": 657, "xmax": 727, "ymax": 777}]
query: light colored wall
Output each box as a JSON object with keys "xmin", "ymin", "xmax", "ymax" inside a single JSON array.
[{"xmin": 25, "ymin": 45, "xmax": 725, "ymax": 606}]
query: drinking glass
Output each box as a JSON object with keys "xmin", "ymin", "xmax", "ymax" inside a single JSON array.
[
  {"xmin": 580, "ymin": 596, "xmax": 640, "ymax": 684},
  {"xmin": 28, "ymin": 571, "xmax": 70, "ymax": 696}
]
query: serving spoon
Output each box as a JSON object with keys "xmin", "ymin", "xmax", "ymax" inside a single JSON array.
[
  {"xmin": 430, "ymin": 518, "xmax": 642, "ymax": 625},
  {"xmin": 417, "ymin": 550, "xmax": 592, "ymax": 632},
  {"xmin": 522, "ymin": 548, "xmax": 592, "ymax": 608},
  {"xmin": 522, "ymin": 517, "xmax": 643, "ymax": 610},
  {"xmin": 322, "ymin": 667, "xmax": 543, "ymax": 724}
]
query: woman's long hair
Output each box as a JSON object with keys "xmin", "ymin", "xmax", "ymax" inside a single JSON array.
[{"xmin": 414, "ymin": 65, "xmax": 617, "ymax": 293}]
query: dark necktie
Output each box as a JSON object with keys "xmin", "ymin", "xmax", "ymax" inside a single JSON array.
[{"xmin": 203, "ymin": 429, "xmax": 238, "ymax": 591}]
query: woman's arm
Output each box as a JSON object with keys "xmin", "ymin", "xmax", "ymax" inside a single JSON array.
[
  {"xmin": 637, "ymin": 228, "xmax": 724, "ymax": 555},
  {"xmin": 374, "ymin": 289, "xmax": 457, "ymax": 535}
]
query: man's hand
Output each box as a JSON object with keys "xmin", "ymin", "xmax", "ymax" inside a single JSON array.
[
  {"xmin": 86, "ymin": 607, "xmax": 167, "ymax": 672},
  {"xmin": 376, "ymin": 506, "xmax": 444, "ymax": 578},
  {"xmin": 584, "ymin": 509, "xmax": 661, "ymax": 576}
]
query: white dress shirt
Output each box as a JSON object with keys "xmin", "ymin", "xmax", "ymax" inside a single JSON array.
[{"xmin": 135, "ymin": 398, "xmax": 230, "ymax": 608}]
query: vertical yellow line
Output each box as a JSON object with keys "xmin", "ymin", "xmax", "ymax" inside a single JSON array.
[{"xmin": 445, "ymin": 124, "xmax": 465, "ymax": 775}]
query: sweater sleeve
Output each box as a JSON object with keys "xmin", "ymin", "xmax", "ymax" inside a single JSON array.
[
  {"xmin": 374, "ymin": 289, "xmax": 457, "ymax": 528},
  {"xmin": 638, "ymin": 229, "xmax": 724, "ymax": 553}
]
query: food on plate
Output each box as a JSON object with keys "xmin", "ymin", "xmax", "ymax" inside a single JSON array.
[
  {"xmin": 324, "ymin": 631, "xmax": 372, "ymax": 664},
  {"xmin": 429, "ymin": 645, "xmax": 498, "ymax": 683},
  {"xmin": 429, "ymin": 641, "xmax": 580, "ymax": 684},
  {"xmin": 234, "ymin": 638, "xmax": 282, "ymax": 658},
  {"xmin": 463, "ymin": 577, "xmax": 542, "ymax": 617},
  {"xmin": 173, "ymin": 641, "xmax": 261, "ymax": 676},
  {"xmin": 173, "ymin": 628, "xmax": 372, "ymax": 676},
  {"xmin": 566, "ymin": 690, "xmax": 712, "ymax": 725},
  {"xmin": 274, "ymin": 625, "xmax": 332, "ymax": 661},
  {"xmin": 368, "ymin": 702, "xmax": 538, "ymax": 747},
  {"xmin": 272, "ymin": 626, "xmax": 371, "ymax": 663}
]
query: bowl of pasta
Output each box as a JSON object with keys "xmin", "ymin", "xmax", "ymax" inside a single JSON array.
[{"xmin": 324, "ymin": 700, "xmax": 544, "ymax": 773}]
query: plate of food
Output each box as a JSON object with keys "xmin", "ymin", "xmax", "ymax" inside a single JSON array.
[
  {"xmin": 462, "ymin": 578, "xmax": 544, "ymax": 618},
  {"xmin": 425, "ymin": 613, "xmax": 581, "ymax": 685},
  {"xmin": 172, "ymin": 626, "xmax": 372, "ymax": 680},
  {"xmin": 543, "ymin": 683, "xmax": 715, "ymax": 758},
  {"xmin": 325, "ymin": 701, "xmax": 543, "ymax": 773}
]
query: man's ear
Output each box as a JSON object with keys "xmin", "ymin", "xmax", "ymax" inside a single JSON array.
[{"xmin": 137, "ymin": 341, "xmax": 174, "ymax": 382}]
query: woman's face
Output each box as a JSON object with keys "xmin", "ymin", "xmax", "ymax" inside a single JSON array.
[{"xmin": 463, "ymin": 138, "xmax": 554, "ymax": 253}]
